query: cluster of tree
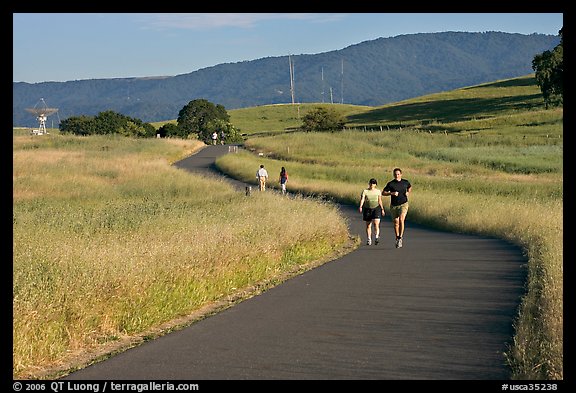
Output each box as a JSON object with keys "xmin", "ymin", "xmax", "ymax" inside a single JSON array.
[
  {"xmin": 60, "ymin": 99, "xmax": 245, "ymax": 143},
  {"xmin": 59, "ymin": 111, "xmax": 156, "ymax": 137},
  {"xmin": 300, "ymin": 107, "xmax": 346, "ymax": 132},
  {"xmin": 158, "ymin": 99, "xmax": 244, "ymax": 143},
  {"xmin": 532, "ymin": 27, "xmax": 563, "ymax": 108}
]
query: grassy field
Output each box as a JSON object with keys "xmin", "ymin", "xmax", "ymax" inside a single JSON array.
[
  {"xmin": 215, "ymin": 74, "xmax": 563, "ymax": 380},
  {"xmin": 12, "ymin": 132, "xmax": 351, "ymax": 379},
  {"xmin": 14, "ymin": 74, "xmax": 562, "ymax": 380},
  {"xmin": 228, "ymin": 103, "xmax": 372, "ymax": 135}
]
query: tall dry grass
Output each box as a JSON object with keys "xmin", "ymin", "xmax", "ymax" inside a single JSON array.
[{"xmin": 13, "ymin": 133, "xmax": 350, "ymax": 379}]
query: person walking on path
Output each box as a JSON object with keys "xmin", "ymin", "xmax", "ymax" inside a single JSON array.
[
  {"xmin": 279, "ymin": 167, "xmax": 289, "ymax": 195},
  {"xmin": 256, "ymin": 164, "xmax": 269, "ymax": 191},
  {"xmin": 359, "ymin": 178, "xmax": 385, "ymax": 246},
  {"xmin": 382, "ymin": 168, "xmax": 412, "ymax": 248},
  {"xmin": 211, "ymin": 131, "xmax": 218, "ymax": 145}
]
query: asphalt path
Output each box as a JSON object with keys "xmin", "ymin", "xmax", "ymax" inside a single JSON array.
[{"xmin": 65, "ymin": 145, "xmax": 527, "ymax": 380}]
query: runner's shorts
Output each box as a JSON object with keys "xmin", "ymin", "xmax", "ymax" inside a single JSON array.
[
  {"xmin": 363, "ymin": 207, "xmax": 382, "ymax": 221},
  {"xmin": 390, "ymin": 202, "xmax": 409, "ymax": 219}
]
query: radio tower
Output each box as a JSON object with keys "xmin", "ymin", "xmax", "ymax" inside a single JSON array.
[
  {"xmin": 289, "ymin": 55, "xmax": 295, "ymax": 105},
  {"xmin": 25, "ymin": 98, "xmax": 59, "ymax": 135},
  {"xmin": 321, "ymin": 67, "xmax": 325, "ymax": 103},
  {"xmin": 340, "ymin": 58, "xmax": 344, "ymax": 104}
]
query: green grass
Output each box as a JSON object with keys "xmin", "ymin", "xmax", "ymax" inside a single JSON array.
[
  {"xmin": 228, "ymin": 103, "xmax": 372, "ymax": 135},
  {"xmin": 345, "ymin": 75, "xmax": 546, "ymax": 128}
]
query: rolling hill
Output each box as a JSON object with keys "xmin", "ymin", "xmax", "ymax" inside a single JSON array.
[{"xmin": 13, "ymin": 31, "xmax": 559, "ymax": 127}]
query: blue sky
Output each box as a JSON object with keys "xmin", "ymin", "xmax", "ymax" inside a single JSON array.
[{"xmin": 13, "ymin": 13, "xmax": 563, "ymax": 84}]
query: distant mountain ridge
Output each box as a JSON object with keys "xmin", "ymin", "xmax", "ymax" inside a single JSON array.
[{"xmin": 13, "ymin": 31, "xmax": 559, "ymax": 127}]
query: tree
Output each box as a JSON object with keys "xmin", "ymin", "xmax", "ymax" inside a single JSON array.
[
  {"xmin": 59, "ymin": 115, "xmax": 97, "ymax": 135},
  {"xmin": 92, "ymin": 111, "xmax": 126, "ymax": 135},
  {"xmin": 301, "ymin": 107, "xmax": 346, "ymax": 132},
  {"xmin": 205, "ymin": 119, "xmax": 245, "ymax": 144},
  {"xmin": 532, "ymin": 27, "xmax": 563, "ymax": 108},
  {"xmin": 91, "ymin": 111, "xmax": 156, "ymax": 137},
  {"xmin": 59, "ymin": 111, "xmax": 155, "ymax": 137},
  {"xmin": 117, "ymin": 121, "xmax": 149, "ymax": 138},
  {"xmin": 177, "ymin": 99, "xmax": 230, "ymax": 139},
  {"xmin": 157, "ymin": 123, "xmax": 183, "ymax": 138}
]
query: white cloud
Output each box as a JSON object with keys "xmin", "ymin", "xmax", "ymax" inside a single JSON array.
[{"xmin": 141, "ymin": 13, "xmax": 347, "ymax": 30}]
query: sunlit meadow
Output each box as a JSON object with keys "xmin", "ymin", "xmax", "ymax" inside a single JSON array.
[{"xmin": 13, "ymin": 133, "xmax": 350, "ymax": 379}]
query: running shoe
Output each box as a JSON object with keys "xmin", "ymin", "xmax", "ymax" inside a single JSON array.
[
  {"xmin": 397, "ymin": 238, "xmax": 403, "ymax": 248},
  {"xmin": 367, "ymin": 239, "xmax": 372, "ymax": 246},
  {"xmin": 375, "ymin": 237, "xmax": 379, "ymax": 245}
]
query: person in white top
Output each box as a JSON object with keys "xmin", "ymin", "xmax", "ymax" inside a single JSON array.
[{"xmin": 256, "ymin": 164, "xmax": 269, "ymax": 191}]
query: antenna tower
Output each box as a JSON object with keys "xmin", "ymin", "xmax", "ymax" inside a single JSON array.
[
  {"xmin": 289, "ymin": 55, "xmax": 296, "ymax": 105},
  {"xmin": 25, "ymin": 98, "xmax": 59, "ymax": 135},
  {"xmin": 321, "ymin": 67, "xmax": 325, "ymax": 103},
  {"xmin": 340, "ymin": 59, "xmax": 344, "ymax": 104}
]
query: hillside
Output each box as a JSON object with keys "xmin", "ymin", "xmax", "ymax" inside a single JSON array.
[
  {"xmin": 13, "ymin": 31, "xmax": 559, "ymax": 127},
  {"xmin": 225, "ymin": 74, "xmax": 546, "ymax": 135}
]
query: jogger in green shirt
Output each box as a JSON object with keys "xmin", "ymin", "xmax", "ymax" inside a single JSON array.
[{"xmin": 359, "ymin": 178, "xmax": 385, "ymax": 245}]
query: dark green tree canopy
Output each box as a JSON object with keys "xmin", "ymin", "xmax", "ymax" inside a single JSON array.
[
  {"xmin": 157, "ymin": 122, "xmax": 183, "ymax": 138},
  {"xmin": 59, "ymin": 115, "xmax": 97, "ymax": 136},
  {"xmin": 532, "ymin": 27, "xmax": 563, "ymax": 108},
  {"xmin": 177, "ymin": 99, "xmax": 230, "ymax": 138},
  {"xmin": 204, "ymin": 119, "xmax": 244, "ymax": 144},
  {"xmin": 60, "ymin": 110, "xmax": 155, "ymax": 137}
]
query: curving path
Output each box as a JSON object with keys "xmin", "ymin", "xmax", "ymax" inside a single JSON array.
[{"xmin": 65, "ymin": 145, "xmax": 527, "ymax": 380}]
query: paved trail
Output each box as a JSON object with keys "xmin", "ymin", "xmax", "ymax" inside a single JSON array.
[{"xmin": 66, "ymin": 145, "xmax": 526, "ymax": 380}]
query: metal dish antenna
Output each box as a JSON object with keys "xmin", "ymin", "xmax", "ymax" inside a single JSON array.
[{"xmin": 25, "ymin": 98, "xmax": 59, "ymax": 135}]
